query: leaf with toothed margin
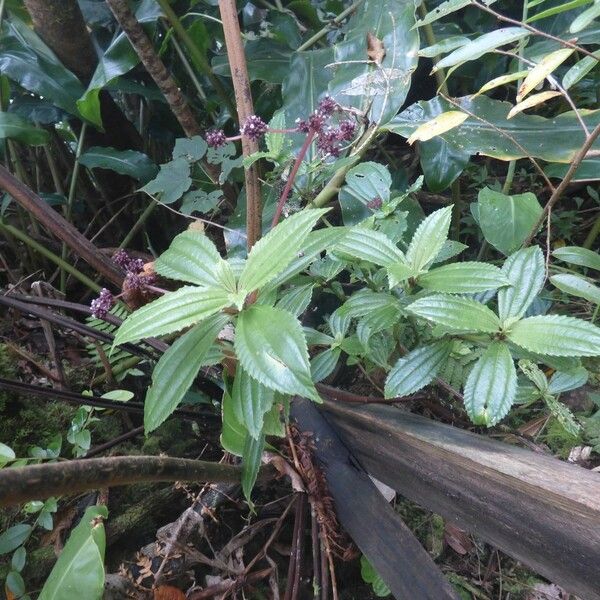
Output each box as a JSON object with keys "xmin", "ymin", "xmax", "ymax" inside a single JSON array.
[
  {"xmin": 332, "ymin": 227, "xmax": 404, "ymax": 267},
  {"xmin": 405, "ymin": 206, "xmax": 452, "ymax": 272},
  {"xmin": 418, "ymin": 261, "xmax": 509, "ymax": 293},
  {"xmin": 113, "ymin": 286, "xmax": 231, "ymax": 347},
  {"xmin": 464, "ymin": 342, "xmax": 517, "ymax": 427},
  {"xmin": 231, "ymin": 366, "xmax": 275, "ymax": 440},
  {"xmin": 235, "ymin": 305, "xmax": 319, "ymax": 401}
]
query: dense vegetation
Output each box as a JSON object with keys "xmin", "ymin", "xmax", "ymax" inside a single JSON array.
[{"xmin": 1, "ymin": 0, "xmax": 599, "ymax": 598}]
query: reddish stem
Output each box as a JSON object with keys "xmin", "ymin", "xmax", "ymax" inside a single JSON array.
[{"xmin": 271, "ymin": 129, "xmax": 317, "ymax": 228}]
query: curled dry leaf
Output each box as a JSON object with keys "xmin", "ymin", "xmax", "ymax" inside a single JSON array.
[
  {"xmin": 367, "ymin": 31, "xmax": 386, "ymax": 65},
  {"xmin": 263, "ymin": 451, "xmax": 306, "ymax": 492},
  {"xmin": 444, "ymin": 522, "xmax": 473, "ymax": 555}
]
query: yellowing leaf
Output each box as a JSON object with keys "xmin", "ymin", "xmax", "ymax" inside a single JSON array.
[
  {"xmin": 473, "ymin": 70, "xmax": 529, "ymax": 97},
  {"xmin": 517, "ymin": 48, "xmax": 574, "ymax": 101},
  {"xmin": 407, "ymin": 111, "xmax": 467, "ymax": 144},
  {"xmin": 507, "ymin": 91, "xmax": 561, "ymax": 118}
]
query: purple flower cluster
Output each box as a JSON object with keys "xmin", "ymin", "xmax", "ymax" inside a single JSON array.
[
  {"xmin": 113, "ymin": 249, "xmax": 144, "ymax": 275},
  {"xmin": 90, "ymin": 288, "xmax": 115, "ymax": 319},
  {"xmin": 205, "ymin": 129, "xmax": 227, "ymax": 149},
  {"xmin": 240, "ymin": 115, "xmax": 268, "ymax": 140}
]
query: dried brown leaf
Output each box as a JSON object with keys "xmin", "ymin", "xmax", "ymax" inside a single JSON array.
[{"xmin": 367, "ymin": 31, "xmax": 386, "ymax": 65}]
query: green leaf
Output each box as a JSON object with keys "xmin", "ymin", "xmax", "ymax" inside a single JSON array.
[
  {"xmin": 114, "ymin": 286, "xmax": 231, "ymax": 346},
  {"xmin": 328, "ymin": 0, "xmax": 419, "ymax": 125},
  {"xmin": 544, "ymin": 394, "xmax": 581, "ymax": 436},
  {"xmin": 101, "ymin": 390, "xmax": 133, "ymax": 402},
  {"xmin": 141, "ymin": 158, "xmax": 191, "ymax": 204},
  {"xmin": 546, "ymin": 159, "xmax": 600, "ymax": 182},
  {"xmin": 276, "ymin": 283, "xmax": 314, "ymax": 317},
  {"xmin": 238, "ymin": 208, "xmax": 328, "ymax": 293},
  {"xmin": 527, "ymin": 0, "xmax": 592, "ymax": 22},
  {"xmin": 78, "ymin": 147, "xmax": 158, "ymax": 184},
  {"xmin": 419, "ymin": 262, "xmax": 509, "ymax": 293},
  {"xmin": 563, "ymin": 50, "xmax": 600, "ymax": 89},
  {"xmin": 0, "ymin": 525, "xmax": 31, "ymax": 555},
  {"xmin": 516, "ymin": 49, "xmax": 574, "ymax": 102},
  {"xmin": 155, "ymin": 230, "xmax": 236, "ymax": 291},
  {"xmin": 434, "ymin": 28, "xmax": 530, "ymax": 71},
  {"xmin": 38, "ymin": 506, "xmax": 107, "ymax": 600},
  {"xmin": 476, "ymin": 188, "xmax": 543, "ymax": 256},
  {"xmin": 388, "ymin": 96, "xmax": 600, "ymax": 163},
  {"xmin": 387, "ymin": 261, "xmax": 414, "ymax": 287},
  {"xmin": 235, "ymin": 305, "xmax": 319, "ymax": 401},
  {"xmin": 405, "ymin": 206, "xmax": 453, "ymax": 272},
  {"xmin": 548, "ymin": 367, "xmax": 588, "ymax": 394},
  {"xmin": 0, "ymin": 441, "xmax": 15, "ymax": 467},
  {"xmin": 180, "ymin": 190, "xmax": 222, "ymax": 215},
  {"xmin": 311, "ymin": 348, "xmax": 341, "ymax": 383},
  {"xmin": 508, "ymin": 315, "xmax": 600, "ymax": 356},
  {"xmin": 144, "ymin": 315, "xmax": 228, "ymax": 432},
  {"xmin": 552, "ymin": 246, "xmax": 600, "ymax": 271},
  {"xmin": 385, "ymin": 341, "xmax": 452, "ymax": 398},
  {"xmin": 172, "ymin": 136, "xmax": 208, "ymax": 161},
  {"xmin": 11, "ymin": 546, "xmax": 26, "ymax": 572},
  {"xmin": 407, "ymin": 295, "xmax": 501, "ymax": 333},
  {"xmin": 464, "ymin": 342, "xmax": 517, "ymax": 426},
  {"xmin": 221, "ymin": 390, "xmax": 248, "ymax": 457},
  {"xmin": 360, "ymin": 555, "xmax": 391, "ymax": 597},
  {"xmin": 6, "ymin": 570, "xmax": 25, "ymax": 596},
  {"xmin": 231, "ymin": 366, "xmax": 275, "ymax": 439},
  {"xmin": 0, "ymin": 112, "xmax": 49, "ymax": 145},
  {"xmin": 242, "ymin": 433, "xmax": 265, "ymax": 506},
  {"xmin": 497, "ymin": 247, "xmax": 545, "ymax": 322},
  {"xmin": 333, "ymin": 226, "xmax": 405, "ymax": 267},
  {"xmin": 518, "ymin": 359, "xmax": 549, "ymax": 392},
  {"xmin": 413, "ymin": 0, "xmax": 474, "ymax": 28},
  {"xmin": 551, "ymin": 273, "xmax": 600, "ymax": 305},
  {"xmin": 419, "ymin": 36, "xmax": 471, "ymax": 58},
  {"xmin": 570, "ymin": 1, "xmax": 600, "ymax": 32}
]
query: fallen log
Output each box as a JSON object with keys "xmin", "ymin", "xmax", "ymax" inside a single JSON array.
[
  {"xmin": 292, "ymin": 398, "xmax": 460, "ymax": 600},
  {"xmin": 323, "ymin": 400, "xmax": 600, "ymax": 600}
]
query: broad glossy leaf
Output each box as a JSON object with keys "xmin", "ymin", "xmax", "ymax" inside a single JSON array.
[
  {"xmin": 418, "ymin": 133, "xmax": 470, "ymax": 192},
  {"xmin": 340, "ymin": 162, "xmax": 391, "ymax": 210},
  {"xmin": 407, "ymin": 111, "xmax": 468, "ymax": 144},
  {"xmin": 551, "ymin": 273, "xmax": 600, "ymax": 304},
  {"xmin": 563, "ymin": 50, "xmax": 600, "ymax": 89},
  {"xmin": 79, "ymin": 147, "xmax": 158, "ymax": 184},
  {"xmin": 464, "ymin": 343, "xmax": 517, "ymax": 426},
  {"xmin": 527, "ymin": 0, "xmax": 592, "ymax": 22},
  {"xmin": 552, "ymin": 246, "xmax": 600, "ymax": 270},
  {"xmin": 517, "ymin": 49, "xmax": 574, "ymax": 101},
  {"xmin": 39, "ymin": 506, "xmax": 107, "ymax": 600},
  {"xmin": 221, "ymin": 390, "xmax": 247, "ymax": 457},
  {"xmin": 418, "ymin": 262, "xmax": 509, "ymax": 293},
  {"xmin": 546, "ymin": 158, "xmax": 600, "ymax": 181},
  {"xmin": 238, "ymin": 209, "xmax": 328, "ymax": 293},
  {"xmin": 507, "ymin": 315, "xmax": 600, "ymax": 356},
  {"xmin": 242, "ymin": 433, "xmax": 265, "ymax": 504},
  {"xmin": 498, "ymin": 247, "xmax": 545, "ymax": 321},
  {"xmin": 172, "ymin": 136, "xmax": 208, "ymax": 161},
  {"xmin": 508, "ymin": 91, "xmax": 562, "ymax": 118},
  {"xmin": 141, "ymin": 158, "xmax": 191, "ymax": 204},
  {"xmin": 434, "ymin": 28, "xmax": 530, "ymax": 71},
  {"xmin": 232, "ymin": 366, "xmax": 275, "ymax": 439},
  {"xmin": 155, "ymin": 230, "xmax": 236, "ymax": 291},
  {"xmin": 235, "ymin": 305, "xmax": 319, "ymax": 401},
  {"xmin": 114, "ymin": 286, "xmax": 231, "ymax": 346},
  {"xmin": 405, "ymin": 206, "xmax": 452, "ymax": 272},
  {"xmin": 0, "ymin": 524, "xmax": 31, "ymax": 555},
  {"xmin": 328, "ymin": 0, "xmax": 419, "ymax": 125},
  {"xmin": 311, "ymin": 348, "xmax": 341, "ymax": 382},
  {"xmin": 0, "ymin": 441, "xmax": 15, "ymax": 467},
  {"xmin": 0, "ymin": 113, "xmax": 49, "ymax": 145},
  {"xmin": 407, "ymin": 294, "xmax": 501, "ymax": 332},
  {"xmin": 384, "ymin": 340, "xmax": 452, "ymax": 398},
  {"xmin": 333, "ymin": 226, "xmax": 405, "ymax": 267},
  {"xmin": 548, "ymin": 366, "xmax": 589, "ymax": 394},
  {"xmin": 570, "ymin": 1, "xmax": 600, "ymax": 31},
  {"xmin": 388, "ymin": 96, "xmax": 600, "ymax": 163},
  {"xmin": 144, "ymin": 315, "xmax": 228, "ymax": 433},
  {"xmin": 476, "ymin": 187, "xmax": 543, "ymax": 255}
]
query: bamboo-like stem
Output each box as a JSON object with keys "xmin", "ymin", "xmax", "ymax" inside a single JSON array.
[{"xmin": 218, "ymin": 0, "xmax": 261, "ymax": 249}]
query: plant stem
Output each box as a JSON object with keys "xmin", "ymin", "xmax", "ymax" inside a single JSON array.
[
  {"xmin": 119, "ymin": 198, "xmax": 158, "ymax": 249},
  {"xmin": 296, "ymin": 0, "xmax": 364, "ymax": 52},
  {"xmin": 0, "ymin": 221, "xmax": 101, "ymax": 292},
  {"xmin": 218, "ymin": 0, "xmax": 261, "ymax": 249},
  {"xmin": 583, "ymin": 211, "xmax": 600, "ymax": 249}
]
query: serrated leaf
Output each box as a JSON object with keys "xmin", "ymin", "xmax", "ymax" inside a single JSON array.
[
  {"xmin": 311, "ymin": 347, "xmax": 341, "ymax": 382},
  {"xmin": 385, "ymin": 341, "xmax": 452, "ymax": 398},
  {"xmin": 155, "ymin": 230, "xmax": 236, "ymax": 291},
  {"xmin": 544, "ymin": 394, "xmax": 581, "ymax": 435},
  {"xmin": 552, "ymin": 246, "xmax": 600, "ymax": 271},
  {"xmin": 407, "ymin": 294, "xmax": 501, "ymax": 333},
  {"xmin": 407, "ymin": 111, "xmax": 468, "ymax": 144},
  {"xmin": 464, "ymin": 342, "xmax": 517, "ymax": 426},
  {"xmin": 242, "ymin": 433, "xmax": 265, "ymax": 505},
  {"xmin": 434, "ymin": 28, "xmax": 530, "ymax": 71},
  {"xmin": 517, "ymin": 49, "xmax": 574, "ymax": 101},
  {"xmin": 551, "ymin": 273, "xmax": 600, "ymax": 305},
  {"xmin": 340, "ymin": 289, "xmax": 402, "ymax": 319},
  {"xmin": 548, "ymin": 367, "xmax": 588, "ymax": 394},
  {"xmin": 276, "ymin": 283, "xmax": 314, "ymax": 317},
  {"xmin": 235, "ymin": 305, "xmax": 319, "ymax": 401},
  {"xmin": 333, "ymin": 227, "xmax": 405, "ymax": 267},
  {"xmin": 238, "ymin": 209, "xmax": 328, "ymax": 293},
  {"xmin": 38, "ymin": 506, "xmax": 107, "ymax": 600},
  {"xmin": 405, "ymin": 206, "xmax": 452, "ymax": 272},
  {"xmin": 114, "ymin": 286, "xmax": 231, "ymax": 346},
  {"xmin": 498, "ymin": 247, "xmax": 545, "ymax": 322},
  {"xmin": 387, "ymin": 261, "xmax": 413, "ymax": 287},
  {"xmin": 221, "ymin": 390, "xmax": 247, "ymax": 456},
  {"xmin": 507, "ymin": 315, "xmax": 600, "ymax": 356},
  {"xmin": 418, "ymin": 262, "xmax": 508, "ymax": 293},
  {"xmin": 508, "ymin": 91, "xmax": 562, "ymax": 118},
  {"xmin": 232, "ymin": 366, "xmax": 275, "ymax": 439},
  {"xmin": 144, "ymin": 316, "xmax": 227, "ymax": 432}
]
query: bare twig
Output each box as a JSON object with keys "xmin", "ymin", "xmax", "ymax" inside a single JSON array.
[{"xmin": 218, "ymin": 0, "xmax": 261, "ymax": 249}]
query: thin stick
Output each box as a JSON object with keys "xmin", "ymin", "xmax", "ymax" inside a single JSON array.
[{"xmin": 218, "ymin": 0, "xmax": 261, "ymax": 249}]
